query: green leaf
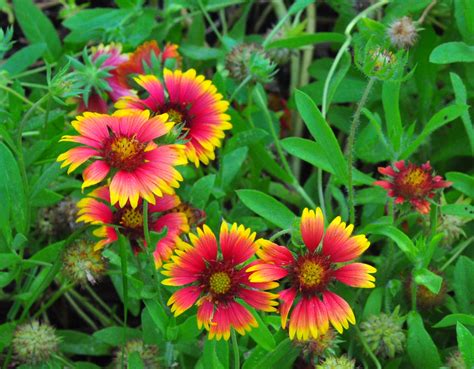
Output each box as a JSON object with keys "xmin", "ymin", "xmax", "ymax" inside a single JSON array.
[
  {"xmin": 28, "ymin": 241, "xmax": 64, "ymax": 266},
  {"xmin": 179, "ymin": 45, "xmax": 225, "ymax": 60},
  {"xmin": 281, "ymin": 137, "xmax": 332, "ymax": 173},
  {"xmin": 295, "ymin": 90, "xmax": 348, "ymax": 183},
  {"xmin": 413, "ymin": 268, "xmax": 442, "ymax": 294},
  {"xmin": 236, "ymin": 189, "xmax": 296, "ymax": 229},
  {"xmin": 362, "ymin": 287, "xmax": 384, "ymax": 320},
  {"xmin": 288, "ymin": 0, "xmax": 315, "ymax": 15},
  {"xmin": 30, "ymin": 162, "xmax": 64, "ymax": 199},
  {"xmin": 365, "ymin": 224, "xmax": 417, "ymax": 262},
  {"xmin": 143, "ymin": 299, "xmax": 169, "ymax": 336},
  {"xmin": 248, "ymin": 311, "xmax": 276, "ymax": 351},
  {"xmin": 382, "ymin": 81, "xmax": 403, "ymax": 153},
  {"xmin": 433, "ymin": 314, "xmax": 474, "ymax": 328},
  {"xmin": 203, "ymin": 339, "xmax": 226, "ymax": 369},
  {"xmin": 266, "ymin": 32, "xmax": 344, "ymax": 49},
  {"xmin": 401, "ymin": 104, "xmax": 468, "ymax": 158},
  {"xmin": 0, "ymin": 322, "xmax": 15, "ymax": 352},
  {"xmin": 446, "ymin": 172, "xmax": 474, "ymax": 198},
  {"xmin": 441, "ymin": 204, "xmax": 474, "ymax": 219},
  {"xmin": 429, "ymin": 42, "xmax": 474, "ymax": 64},
  {"xmin": 457, "ymin": 322, "xmax": 474, "ymax": 368},
  {"xmin": 221, "ymin": 147, "xmax": 248, "ymax": 188},
  {"xmin": 242, "ymin": 338, "xmax": 299, "ymax": 369},
  {"xmin": 58, "ymin": 330, "xmax": 112, "ymax": 356},
  {"xmin": 93, "ymin": 327, "xmax": 141, "ymax": 346},
  {"xmin": 450, "ymin": 73, "xmax": 474, "ymax": 156},
  {"xmin": 0, "ymin": 142, "xmax": 27, "ymax": 240},
  {"xmin": 454, "ymin": 0, "xmax": 474, "ymax": 44},
  {"xmin": 190, "ymin": 174, "xmax": 216, "ymax": 209},
  {"xmin": 407, "ymin": 311, "xmax": 442, "ymax": 369},
  {"xmin": 0, "ymin": 253, "xmax": 21, "ymax": 269},
  {"xmin": 12, "ymin": 0, "xmax": 61, "ymax": 62},
  {"xmin": 0, "ymin": 43, "xmax": 46, "ymax": 75},
  {"xmin": 453, "ymin": 256, "xmax": 474, "ymax": 314}
]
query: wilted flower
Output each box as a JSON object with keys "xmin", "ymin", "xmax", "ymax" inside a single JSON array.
[
  {"xmin": 116, "ymin": 40, "xmax": 180, "ymax": 89},
  {"xmin": 114, "ymin": 340, "xmax": 159, "ymax": 369},
  {"xmin": 446, "ymin": 351, "xmax": 466, "ymax": 369},
  {"xmin": 360, "ymin": 310, "xmax": 406, "ymax": 359},
  {"xmin": 13, "ymin": 321, "xmax": 60, "ymax": 364},
  {"xmin": 316, "ymin": 355, "xmax": 355, "ymax": 369},
  {"xmin": 37, "ymin": 197, "xmax": 79, "ymax": 239},
  {"xmin": 226, "ymin": 43, "xmax": 277, "ymax": 84},
  {"xmin": 77, "ymin": 185, "xmax": 189, "ymax": 267},
  {"xmin": 388, "ymin": 17, "xmax": 418, "ymax": 49},
  {"xmin": 162, "ymin": 222, "xmax": 279, "ymax": 340},
  {"xmin": 375, "ymin": 160, "xmax": 452, "ymax": 214},
  {"xmin": 116, "ymin": 70, "xmax": 231, "ymax": 167},
  {"xmin": 248, "ymin": 208, "xmax": 376, "ymax": 340},
  {"xmin": 57, "ymin": 110, "xmax": 186, "ymax": 208},
  {"xmin": 62, "ymin": 239, "xmax": 107, "ymax": 285}
]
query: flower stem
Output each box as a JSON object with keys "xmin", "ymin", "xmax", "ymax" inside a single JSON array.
[
  {"xmin": 197, "ymin": 0, "xmax": 226, "ymax": 48},
  {"xmin": 355, "ymin": 325, "xmax": 382, "ymax": 369},
  {"xmin": 270, "ymin": 229, "xmax": 292, "ymax": 242},
  {"xmin": 85, "ymin": 284, "xmax": 123, "ymax": 325},
  {"xmin": 68, "ymin": 288, "xmax": 114, "ymax": 326},
  {"xmin": 346, "ymin": 77, "xmax": 376, "ymax": 224},
  {"xmin": 440, "ymin": 236, "xmax": 473, "ymax": 271},
  {"xmin": 229, "ymin": 75, "xmax": 252, "ymax": 103},
  {"xmin": 231, "ymin": 329, "xmax": 240, "ymax": 369},
  {"xmin": 32, "ymin": 282, "xmax": 74, "ymax": 319},
  {"xmin": 64, "ymin": 291, "xmax": 98, "ymax": 330},
  {"xmin": 254, "ymin": 87, "xmax": 316, "ymax": 208}
]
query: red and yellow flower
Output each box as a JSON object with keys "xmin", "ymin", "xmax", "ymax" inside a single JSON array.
[
  {"xmin": 116, "ymin": 41, "xmax": 180, "ymax": 89},
  {"xmin": 57, "ymin": 110, "xmax": 186, "ymax": 208},
  {"xmin": 162, "ymin": 222, "xmax": 278, "ymax": 340},
  {"xmin": 248, "ymin": 208, "xmax": 376, "ymax": 340},
  {"xmin": 116, "ymin": 70, "xmax": 232, "ymax": 166},
  {"xmin": 77, "ymin": 185, "xmax": 189, "ymax": 266},
  {"xmin": 374, "ymin": 160, "xmax": 452, "ymax": 214}
]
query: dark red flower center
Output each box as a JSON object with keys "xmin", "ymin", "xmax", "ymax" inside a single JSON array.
[
  {"xmin": 200, "ymin": 261, "xmax": 243, "ymax": 303},
  {"xmin": 162, "ymin": 103, "xmax": 193, "ymax": 131},
  {"xmin": 291, "ymin": 254, "xmax": 333, "ymax": 294},
  {"xmin": 394, "ymin": 165, "xmax": 431, "ymax": 198},
  {"xmin": 166, "ymin": 203, "xmax": 206, "ymax": 227},
  {"xmin": 103, "ymin": 135, "xmax": 146, "ymax": 172}
]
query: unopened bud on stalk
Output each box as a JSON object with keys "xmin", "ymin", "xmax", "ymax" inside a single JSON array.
[{"xmin": 13, "ymin": 320, "xmax": 60, "ymax": 364}]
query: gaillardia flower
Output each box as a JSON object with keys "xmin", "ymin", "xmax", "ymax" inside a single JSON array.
[
  {"xmin": 77, "ymin": 185, "xmax": 189, "ymax": 266},
  {"xmin": 116, "ymin": 69, "xmax": 232, "ymax": 166},
  {"xmin": 162, "ymin": 222, "xmax": 278, "ymax": 340},
  {"xmin": 116, "ymin": 40, "xmax": 180, "ymax": 89},
  {"xmin": 248, "ymin": 208, "xmax": 376, "ymax": 340},
  {"xmin": 374, "ymin": 160, "xmax": 452, "ymax": 214},
  {"xmin": 57, "ymin": 110, "xmax": 186, "ymax": 208}
]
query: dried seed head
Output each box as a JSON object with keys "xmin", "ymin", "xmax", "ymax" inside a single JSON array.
[
  {"xmin": 388, "ymin": 17, "xmax": 418, "ymax": 49},
  {"xmin": 405, "ymin": 270, "xmax": 448, "ymax": 310},
  {"xmin": 62, "ymin": 239, "xmax": 107, "ymax": 285},
  {"xmin": 360, "ymin": 311, "xmax": 406, "ymax": 359},
  {"xmin": 114, "ymin": 340, "xmax": 160, "ymax": 369},
  {"xmin": 38, "ymin": 197, "xmax": 79, "ymax": 239},
  {"xmin": 295, "ymin": 328, "xmax": 337, "ymax": 357},
  {"xmin": 447, "ymin": 351, "xmax": 466, "ymax": 369},
  {"xmin": 13, "ymin": 320, "xmax": 60, "ymax": 364}
]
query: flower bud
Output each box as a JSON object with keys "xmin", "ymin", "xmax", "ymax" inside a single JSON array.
[
  {"xmin": 316, "ymin": 355, "xmax": 355, "ymax": 369},
  {"xmin": 226, "ymin": 43, "xmax": 277, "ymax": 84},
  {"xmin": 13, "ymin": 320, "xmax": 60, "ymax": 364},
  {"xmin": 295, "ymin": 328, "xmax": 337, "ymax": 357},
  {"xmin": 405, "ymin": 270, "xmax": 447, "ymax": 310},
  {"xmin": 114, "ymin": 340, "xmax": 160, "ymax": 369},
  {"xmin": 360, "ymin": 310, "xmax": 406, "ymax": 359},
  {"xmin": 388, "ymin": 17, "xmax": 418, "ymax": 49},
  {"xmin": 62, "ymin": 239, "xmax": 107, "ymax": 285}
]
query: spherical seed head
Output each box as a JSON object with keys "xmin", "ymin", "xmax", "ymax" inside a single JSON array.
[
  {"xmin": 264, "ymin": 28, "xmax": 292, "ymax": 65},
  {"xmin": 225, "ymin": 43, "xmax": 277, "ymax": 84},
  {"xmin": 447, "ymin": 351, "xmax": 466, "ymax": 369},
  {"xmin": 360, "ymin": 312, "xmax": 406, "ymax": 359},
  {"xmin": 316, "ymin": 355, "xmax": 355, "ymax": 369},
  {"xmin": 114, "ymin": 340, "xmax": 160, "ymax": 369},
  {"xmin": 38, "ymin": 197, "xmax": 79, "ymax": 239},
  {"xmin": 13, "ymin": 320, "xmax": 60, "ymax": 364},
  {"xmin": 295, "ymin": 328, "xmax": 337, "ymax": 357},
  {"xmin": 405, "ymin": 270, "xmax": 448, "ymax": 310},
  {"xmin": 62, "ymin": 239, "xmax": 107, "ymax": 285},
  {"xmin": 438, "ymin": 210, "xmax": 470, "ymax": 247},
  {"xmin": 388, "ymin": 17, "xmax": 418, "ymax": 49}
]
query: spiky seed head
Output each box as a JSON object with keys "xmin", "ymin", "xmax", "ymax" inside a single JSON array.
[
  {"xmin": 316, "ymin": 355, "xmax": 355, "ymax": 369},
  {"xmin": 360, "ymin": 311, "xmax": 406, "ymax": 359},
  {"xmin": 13, "ymin": 320, "xmax": 60, "ymax": 364},
  {"xmin": 62, "ymin": 239, "xmax": 107, "ymax": 285},
  {"xmin": 447, "ymin": 351, "xmax": 466, "ymax": 369},
  {"xmin": 295, "ymin": 328, "xmax": 338, "ymax": 357}
]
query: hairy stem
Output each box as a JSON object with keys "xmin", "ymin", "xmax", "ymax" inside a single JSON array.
[{"xmin": 347, "ymin": 77, "xmax": 376, "ymax": 224}]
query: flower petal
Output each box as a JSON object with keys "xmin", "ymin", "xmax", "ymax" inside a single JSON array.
[
  {"xmin": 300, "ymin": 207, "xmax": 325, "ymax": 253},
  {"xmin": 334, "ymin": 263, "xmax": 376, "ymax": 288}
]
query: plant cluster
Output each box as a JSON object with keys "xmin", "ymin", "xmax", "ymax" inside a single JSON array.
[{"xmin": 0, "ymin": 1, "xmax": 472, "ymax": 369}]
